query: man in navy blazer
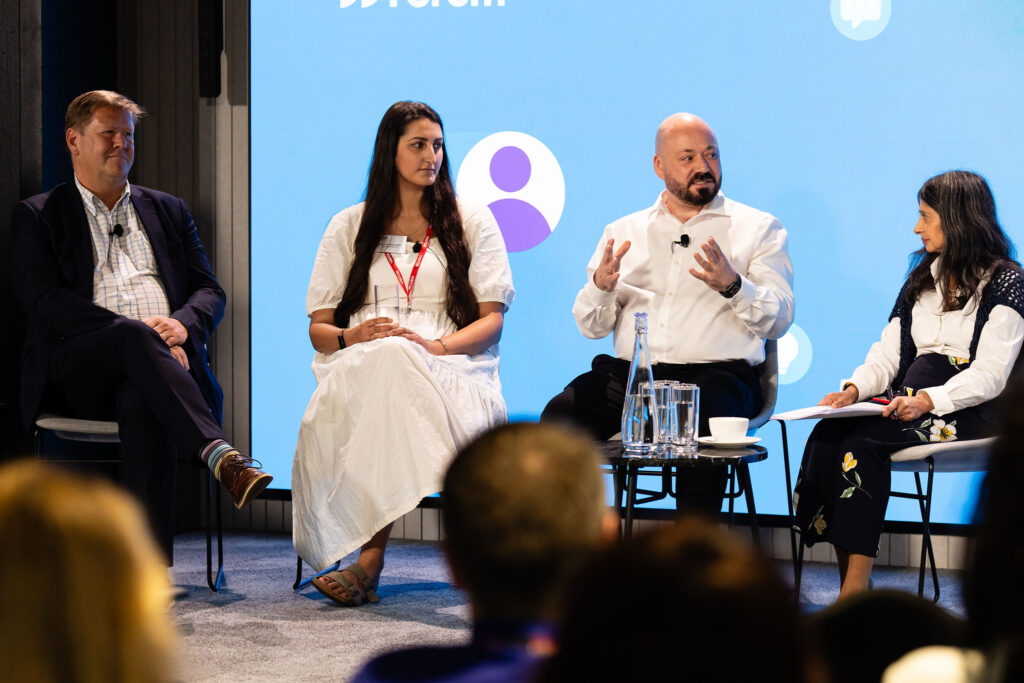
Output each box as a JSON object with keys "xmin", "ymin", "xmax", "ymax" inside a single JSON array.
[{"xmin": 10, "ymin": 90, "xmax": 271, "ymax": 562}]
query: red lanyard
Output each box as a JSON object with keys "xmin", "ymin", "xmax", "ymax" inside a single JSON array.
[{"xmin": 383, "ymin": 226, "xmax": 433, "ymax": 309}]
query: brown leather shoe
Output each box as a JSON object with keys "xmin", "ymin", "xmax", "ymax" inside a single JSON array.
[{"xmin": 218, "ymin": 454, "xmax": 273, "ymax": 510}]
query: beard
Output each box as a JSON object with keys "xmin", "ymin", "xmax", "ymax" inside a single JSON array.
[{"xmin": 666, "ymin": 171, "xmax": 721, "ymax": 207}]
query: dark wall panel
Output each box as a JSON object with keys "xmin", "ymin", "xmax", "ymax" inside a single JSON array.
[{"xmin": 0, "ymin": 0, "xmax": 42, "ymax": 459}]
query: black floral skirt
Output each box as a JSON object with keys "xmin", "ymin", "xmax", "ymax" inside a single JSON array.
[{"xmin": 792, "ymin": 354, "xmax": 996, "ymax": 557}]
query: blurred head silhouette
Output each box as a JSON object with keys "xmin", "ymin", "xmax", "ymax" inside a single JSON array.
[
  {"xmin": 442, "ymin": 422, "xmax": 616, "ymax": 622},
  {"xmin": 0, "ymin": 460, "xmax": 177, "ymax": 683},
  {"xmin": 540, "ymin": 515, "xmax": 807, "ymax": 683}
]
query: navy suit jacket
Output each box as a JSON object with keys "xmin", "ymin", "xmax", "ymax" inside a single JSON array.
[{"xmin": 9, "ymin": 182, "xmax": 225, "ymax": 430}]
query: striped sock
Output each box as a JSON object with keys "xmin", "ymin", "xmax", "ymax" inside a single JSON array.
[{"xmin": 199, "ymin": 440, "xmax": 239, "ymax": 481}]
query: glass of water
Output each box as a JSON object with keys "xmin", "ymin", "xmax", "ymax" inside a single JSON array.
[
  {"xmin": 653, "ymin": 380, "xmax": 680, "ymax": 455},
  {"xmin": 671, "ymin": 383, "xmax": 700, "ymax": 457},
  {"xmin": 373, "ymin": 284, "xmax": 402, "ymax": 324}
]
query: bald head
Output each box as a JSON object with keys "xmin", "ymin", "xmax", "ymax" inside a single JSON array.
[
  {"xmin": 654, "ymin": 113, "xmax": 722, "ymax": 211},
  {"xmin": 655, "ymin": 113, "xmax": 716, "ymax": 156}
]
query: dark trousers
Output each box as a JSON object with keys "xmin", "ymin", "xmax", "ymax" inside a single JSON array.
[
  {"xmin": 43, "ymin": 318, "xmax": 224, "ymax": 561},
  {"xmin": 541, "ymin": 354, "xmax": 762, "ymax": 513},
  {"xmin": 793, "ymin": 354, "xmax": 994, "ymax": 557}
]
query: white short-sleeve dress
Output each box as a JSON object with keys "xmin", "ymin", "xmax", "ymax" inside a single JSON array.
[{"xmin": 292, "ymin": 201, "xmax": 515, "ymax": 571}]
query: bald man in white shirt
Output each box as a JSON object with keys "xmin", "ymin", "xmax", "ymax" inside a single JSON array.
[{"xmin": 541, "ymin": 113, "xmax": 794, "ymax": 512}]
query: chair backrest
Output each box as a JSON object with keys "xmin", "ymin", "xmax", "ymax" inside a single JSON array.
[{"xmin": 748, "ymin": 338, "xmax": 779, "ymax": 433}]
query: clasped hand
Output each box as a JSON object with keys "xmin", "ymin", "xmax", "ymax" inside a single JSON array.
[
  {"xmin": 144, "ymin": 315, "xmax": 189, "ymax": 371},
  {"xmin": 345, "ymin": 317, "xmax": 445, "ymax": 355}
]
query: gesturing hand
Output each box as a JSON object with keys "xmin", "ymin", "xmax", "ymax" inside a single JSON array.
[
  {"xmin": 689, "ymin": 236, "xmax": 738, "ymax": 292},
  {"xmin": 345, "ymin": 317, "xmax": 400, "ymax": 345},
  {"xmin": 593, "ymin": 238, "xmax": 631, "ymax": 292},
  {"xmin": 144, "ymin": 315, "xmax": 188, "ymax": 346}
]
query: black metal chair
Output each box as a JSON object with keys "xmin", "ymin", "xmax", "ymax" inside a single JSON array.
[
  {"xmin": 34, "ymin": 413, "xmax": 225, "ymax": 591},
  {"xmin": 776, "ymin": 415, "xmax": 991, "ymax": 601}
]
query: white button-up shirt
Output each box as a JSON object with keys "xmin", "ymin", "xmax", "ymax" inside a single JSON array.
[
  {"xmin": 846, "ymin": 259, "xmax": 1024, "ymax": 416},
  {"xmin": 76, "ymin": 177, "xmax": 170, "ymax": 320},
  {"xmin": 572, "ymin": 192, "xmax": 795, "ymax": 366}
]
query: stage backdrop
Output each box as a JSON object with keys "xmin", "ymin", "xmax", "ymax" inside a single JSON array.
[{"xmin": 251, "ymin": 1, "xmax": 1024, "ymax": 523}]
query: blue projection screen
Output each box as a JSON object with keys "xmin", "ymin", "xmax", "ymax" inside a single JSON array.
[{"xmin": 251, "ymin": 1, "xmax": 1024, "ymax": 523}]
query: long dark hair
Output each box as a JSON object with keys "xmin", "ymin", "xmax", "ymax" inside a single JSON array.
[
  {"xmin": 333, "ymin": 101, "xmax": 477, "ymax": 330},
  {"xmin": 904, "ymin": 170, "xmax": 1018, "ymax": 311}
]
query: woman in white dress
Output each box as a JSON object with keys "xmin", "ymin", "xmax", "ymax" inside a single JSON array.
[{"xmin": 292, "ymin": 101, "xmax": 515, "ymax": 606}]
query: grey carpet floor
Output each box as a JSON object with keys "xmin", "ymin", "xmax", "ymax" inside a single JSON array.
[{"xmin": 171, "ymin": 532, "xmax": 965, "ymax": 682}]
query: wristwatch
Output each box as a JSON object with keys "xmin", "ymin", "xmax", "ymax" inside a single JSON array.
[
  {"xmin": 337, "ymin": 330, "xmax": 347, "ymax": 350},
  {"xmin": 720, "ymin": 275, "xmax": 742, "ymax": 299}
]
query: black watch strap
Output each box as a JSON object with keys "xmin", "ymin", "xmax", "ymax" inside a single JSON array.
[
  {"xmin": 720, "ymin": 275, "xmax": 742, "ymax": 299},
  {"xmin": 338, "ymin": 330, "xmax": 347, "ymax": 350}
]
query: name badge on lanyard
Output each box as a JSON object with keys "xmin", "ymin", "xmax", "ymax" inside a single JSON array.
[
  {"xmin": 376, "ymin": 235, "xmax": 407, "ymax": 254},
  {"xmin": 384, "ymin": 226, "xmax": 433, "ymax": 311}
]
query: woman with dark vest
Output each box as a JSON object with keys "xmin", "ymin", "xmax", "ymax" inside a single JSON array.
[{"xmin": 793, "ymin": 170, "xmax": 1024, "ymax": 600}]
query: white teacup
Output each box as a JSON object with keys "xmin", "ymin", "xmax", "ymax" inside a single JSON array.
[{"xmin": 709, "ymin": 417, "xmax": 749, "ymax": 442}]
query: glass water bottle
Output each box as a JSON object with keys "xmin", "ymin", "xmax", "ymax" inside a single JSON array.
[{"xmin": 621, "ymin": 312, "xmax": 659, "ymax": 456}]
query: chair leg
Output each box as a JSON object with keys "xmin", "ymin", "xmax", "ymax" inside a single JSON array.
[
  {"xmin": 794, "ymin": 536, "xmax": 805, "ymax": 600},
  {"xmin": 612, "ymin": 462, "xmax": 625, "ymax": 540},
  {"xmin": 727, "ymin": 465, "xmax": 736, "ymax": 528},
  {"xmin": 206, "ymin": 470, "xmax": 225, "ymax": 592},
  {"xmin": 780, "ymin": 421, "xmax": 799, "ymax": 571},
  {"xmin": 736, "ymin": 463, "xmax": 761, "ymax": 551},
  {"xmin": 913, "ymin": 463, "xmax": 940, "ymax": 601},
  {"xmin": 294, "ymin": 557, "xmax": 340, "ymax": 591},
  {"xmin": 624, "ymin": 462, "xmax": 638, "ymax": 540}
]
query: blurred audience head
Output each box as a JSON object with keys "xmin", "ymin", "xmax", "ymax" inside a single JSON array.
[
  {"xmin": 964, "ymin": 377, "xmax": 1024, "ymax": 677},
  {"xmin": 811, "ymin": 588, "xmax": 967, "ymax": 683},
  {"xmin": 0, "ymin": 460, "xmax": 177, "ymax": 683},
  {"xmin": 540, "ymin": 515, "xmax": 807, "ymax": 683},
  {"xmin": 442, "ymin": 422, "xmax": 614, "ymax": 622}
]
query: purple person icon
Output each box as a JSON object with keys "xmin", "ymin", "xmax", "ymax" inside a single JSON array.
[{"xmin": 487, "ymin": 146, "xmax": 552, "ymax": 252}]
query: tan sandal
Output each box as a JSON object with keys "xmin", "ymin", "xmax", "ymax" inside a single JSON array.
[{"xmin": 311, "ymin": 563, "xmax": 380, "ymax": 606}]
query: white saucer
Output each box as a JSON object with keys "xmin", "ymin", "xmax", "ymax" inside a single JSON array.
[{"xmin": 697, "ymin": 436, "xmax": 761, "ymax": 449}]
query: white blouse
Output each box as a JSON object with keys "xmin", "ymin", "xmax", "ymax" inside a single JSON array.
[
  {"xmin": 846, "ymin": 260, "xmax": 1024, "ymax": 416},
  {"xmin": 306, "ymin": 201, "xmax": 515, "ymax": 337}
]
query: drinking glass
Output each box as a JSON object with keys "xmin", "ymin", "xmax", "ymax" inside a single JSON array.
[
  {"xmin": 373, "ymin": 284, "xmax": 402, "ymax": 324},
  {"xmin": 653, "ymin": 380, "xmax": 680, "ymax": 455},
  {"xmin": 671, "ymin": 383, "xmax": 700, "ymax": 457}
]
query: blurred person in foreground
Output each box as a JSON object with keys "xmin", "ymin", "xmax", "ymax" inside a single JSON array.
[
  {"xmin": 883, "ymin": 377, "xmax": 1024, "ymax": 683},
  {"xmin": 0, "ymin": 460, "xmax": 177, "ymax": 683},
  {"xmin": 538, "ymin": 516, "xmax": 810, "ymax": 683},
  {"xmin": 351, "ymin": 422, "xmax": 618, "ymax": 683}
]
